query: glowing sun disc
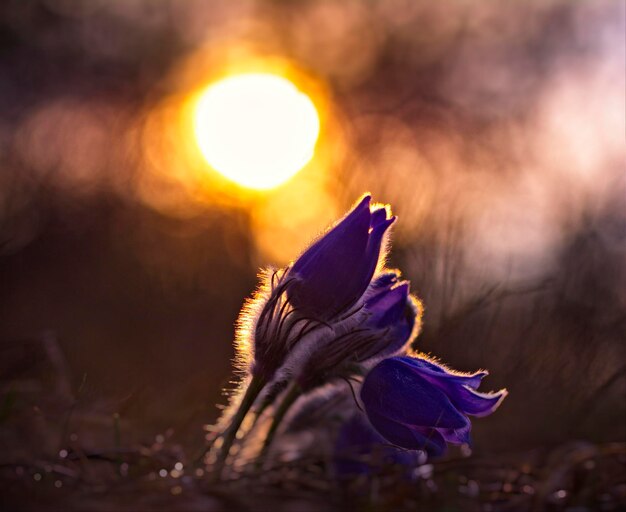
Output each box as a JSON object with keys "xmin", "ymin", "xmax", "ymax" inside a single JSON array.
[{"xmin": 194, "ymin": 73, "xmax": 320, "ymax": 190}]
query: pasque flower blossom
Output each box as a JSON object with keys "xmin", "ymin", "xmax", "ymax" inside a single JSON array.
[
  {"xmin": 360, "ymin": 356, "xmax": 508, "ymax": 457},
  {"xmin": 251, "ymin": 194, "xmax": 396, "ymax": 382},
  {"xmin": 214, "ymin": 195, "xmax": 398, "ymax": 476},
  {"xmin": 213, "ymin": 193, "xmax": 507, "ymax": 479}
]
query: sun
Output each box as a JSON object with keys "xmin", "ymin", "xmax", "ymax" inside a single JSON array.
[{"xmin": 193, "ymin": 73, "xmax": 320, "ymax": 190}]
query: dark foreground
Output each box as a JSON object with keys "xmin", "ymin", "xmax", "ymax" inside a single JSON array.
[{"xmin": 1, "ymin": 439, "xmax": 624, "ymax": 512}]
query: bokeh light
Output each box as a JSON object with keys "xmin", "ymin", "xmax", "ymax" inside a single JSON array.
[{"xmin": 193, "ymin": 73, "xmax": 320, "ymax": 190}]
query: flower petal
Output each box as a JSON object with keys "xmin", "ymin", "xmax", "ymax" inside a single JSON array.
[
  {"xmin": 440, "ymin": 423, "xmax": 472, "ymax": 445},
  {"xmin": 370, "ymin": 271, "xmax": 399, "ymax": 290},
  {"xmin": 445, "ymin": 386, "xmax": 508, "ymax": 417},
  {"xmin": 335, "ymin": 413, "xmax": 423, "ymax": 475},
  {"xmin": 365, "ymin": 281, "xmax": 410, "ymax": 329},
  {"xmin": 401, "ymin": 357, "xmax": 488, "ymax": 390},
  {"xmin": 370, "ymin": 207, "xmax": 389, "ymax": 229},
  {"xmin": 348, "ymin": 214, "xmax": 395, "ymax": 303},
  {"xmin": 368, "ymin": 412, "xmax": 447, "ymax": 457},
  {"xmin": 292, "ymin": 195, "xmax": 371, "ymax": 277},
  {"xmin": 361, "ymin": 358, "xmax": 469, "ymax": 430},
  {"xmin": 288, "ymin": 195, "xmax": 374, "ymax": 318},
  {"xmin": 373, "ymin": 297, "xmax": 418, "ymax": 359}
]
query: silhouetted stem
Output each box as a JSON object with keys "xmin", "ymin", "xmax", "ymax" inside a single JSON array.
[
  {"xmin": 257, "ymin": 382, "xmax": 302, "ymax": 468},
  {"xmin": 213, "ymin": 374, "xmax": 265, "ymax": 480}
]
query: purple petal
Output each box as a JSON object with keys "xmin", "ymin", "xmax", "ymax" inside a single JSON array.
[
  {"xmin": 362, "ymin": 358, "xmax": 469, "ymax": 430},
  {"xmin": 365, "ymin": 281, "xmax": 410, "ymax": 329},
  {"xmin": 335, "ymin": 414, "xmax": 423, "ymax": 475},
  {"xmin": 370, "ymin": 207, "xmax": 388, "ymax": 228},
  {"xmin": 291, "ymin": 195, "xmax": 371, "ymax": 277},
  {"xmin": 400, "ymin": 357, "xmax": 488, "ymax": 390},
  {"xmin": 374, "ymin": 297, "xmax": 418, "ymax": 359},
  {"xmin": 368, "ymin": 412, "xmax": 447, "ymax": 457},
  {"xmin": 370, "ymin": 271, "xmax": 400, "ymax": 290},
  {"xmin": 288, "ymin": 196, "xmax": 374, "ymax": 318},
  {"xmin": 440, "ymin": 423, "xmax": 472, "ymax": 445},
  {"xmin": 359, "ymin": 215, "xmax": 395, "ymax": 287},
  {"xmin": 444, "ymin": 386, "xmax": 508, "ymax": 418}
]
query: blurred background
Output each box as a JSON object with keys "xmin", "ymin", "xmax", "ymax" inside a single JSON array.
[{"xmin": 1, "ymin": 0, "xmax": 624, "ymax": 465}]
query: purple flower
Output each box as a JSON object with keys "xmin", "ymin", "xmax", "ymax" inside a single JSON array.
[
  {"xmin": 287, "ymin": 195, "xmax": 395, "ymax": 320},
  {"xmin": 360, "ymin": 356, "xmax": 507, "ymax": 457}
]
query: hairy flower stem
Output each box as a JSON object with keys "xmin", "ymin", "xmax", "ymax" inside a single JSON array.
[
  {"xmin": 256, "ymin": 382, "xmax": 302, "ymax": 468},
  {"xmin": 247, "ymin": 397, "xmax": 272, "ymax": 431},
  {"xmin": 212, "ymin": 375, "xmax": 266, "ymax": 480}
]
